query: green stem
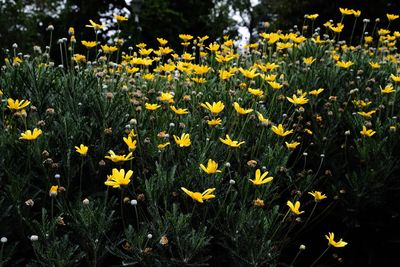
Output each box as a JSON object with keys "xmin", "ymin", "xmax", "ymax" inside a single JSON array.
[{"xmin": 310, "ymin": 246, "xmax": 330, "ymax": 267}]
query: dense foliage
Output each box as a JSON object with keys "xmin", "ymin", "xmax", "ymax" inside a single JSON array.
[{"xmin": 1, "ymin": 7, "xmax": 400, "ymax": 266}]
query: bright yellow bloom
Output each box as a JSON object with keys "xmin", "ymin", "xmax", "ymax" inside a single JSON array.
[
  {"xmin": 387, "ymin": 14, "xmax": 399, "ymax": 21},
  {"xmin": 145, "ymin": 103, "xmax": 161, "ymax": 110},
  {"xmin": 207, "ymin": 118, "xmax": 222, "ymax": 126},
  {"xmin": 123, "ymin": 136, "xmax": 137, "ymax": 152},
  {"xmin": 170, "ymin": 105, "xmax": 189, "ymax": 115},
  {"xmin": 114, "ymin": 14, "xmax": 128, "ymax": 22},
  {"xmin": 81, "ymin": 40, "xmax": 97, "ymax": 49},
  {"xmin": 272, "ymin": 124, "xmax": 293, "ymax": 137},
  {"xmin": 200, "ymin": 159, "xmax": 222, "ymax": 174},
  {"xmin": 240, "ymin": 68, "xmax": 259, "ymax": 79},
  {"xmin": 380, "ymin": 84, "xmax": 395, "ymax": 94},
  {"xmin": 157, "ymin": 38, "xmax": 168, "ymax": 46},
  {"xmin": 369, "ymin": 62, "xmax": 381, "ymax": 69},
  {"xmin": 219, "ymin": 69, "xmax": 235, "ymax": 80},
  {"xmin": 256, "ymin": 112, "xmax": 270, "ymax": 125},
  {"xmin": 101, "ymin": 45, "xmax": 118, "ymax": 53},
  {"xmin": 325, "ymin": 232, "xmax": 348, "ymax": 248},
  {"xmin": 207, "ymin": 43, "xmax": 220, "ymax": 52},
  {"xmin": 181, "ymin": 187, "xmax": 216, "ymax": 203},
  {"xmin": 287, "ymin": 200, "xmax": 305, "ymax": 215},
  {"xmin": 105, "ymin": 150, "xmax": 133, "ymax": 162},
  {"xmin": 157, "ymin": 142, "xmax": 170, "ymax": 149},
  {"xmin": 303, "ymin": 57, "xmax": 316, "ymax": 65},
  {"xmin": 173, "ymin": 133, "xmax": 191, "ymax": 147},
  {"xmin": 339, "ymin": 8, "xmax": 354, "ymax": 15},
  {"xmin": 85, "ymin": 20, "xmax": 105, "ymax": 30},
  {"xmin": 285, "ymin": 141, "xmax": 300, "ymax": 150},
  {"xmin": 20, "ymin": 128, "xmax": 42, "ymax": 141},
  {"xmin": 159, "ymin": 92, "xmax": 174, "ymax": 103},
  {"xmin": 49, "ymin": 185, "xmax": 58, "ymax": 196},
  {"xmin": 336, "ymin": 60, "xmax": 353, "ymax": 68},
  {"xmin": 179, "ymin": 34, "xmax": 193, "ymax": 42},
  {"xmin": 305, "ymin": 14, "xmax": 319, "ymax": 20},
  {"xmin": 72, "ymin": 54, "xmax": 86, "ymax": 62},
  {"xmin": 219, "ymin": 135, "xmax": 245, "ymax": 148},
  {"xmin": 308, "ymin": 191, "xmax": 327, "ymax": 202},
  {"xmin": 390, "ymin": 74, "xmax": 400, "ymax": 82},
  {"xmin": 360, "ymin": 126, "xmax": 376, "ymax": 137},
  {"xmin": 309, "ymin": 88, "xmax": 324, "ymax": 96},
  {"xmin": 7, "ymin": 98, "xmax": 31, "ymax": 110},
  {"xmin": 248, "ymin": 87, "xmax": 264, "ymax": 97},
  {"xmin": 357, "ymin": 110, "xmax": 376, "ymax": 118},
  {"xmin": 268, "ymin": 81, "xmax": 284, "ymax": 90},
  {"xmin": 200, "ymin": 101, "xmax": 225, "ymax": 115},
  {"xmin": 287, "ymin": 93, "xmax": 309, "ymax": 105},
  {"xmin": 105, "ymin": 168, "xmax": 133, "ymax": 188},
  {"xmin": 233, "ymin": 102, "xmax": 253, "ymax": 115},
  {"xmin": 329, "ymin": 23, "xmax": 344, "ymax": 33},
  {"xmin": 249, "ymin": 169, "xmax": 273, "ymax": 185},
  {"xmin": 75, "ymin": 144, "xmax": 89, "ymax": 156}
]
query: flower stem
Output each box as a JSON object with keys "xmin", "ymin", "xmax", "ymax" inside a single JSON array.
[{"xmin": 310, "ymin": 246, "xmax": 330, "ymax": 267}]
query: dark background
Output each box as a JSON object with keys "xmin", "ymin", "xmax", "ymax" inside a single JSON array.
[{"xmin": 2, "ymin": 0, "xmax": 400, "ymax": 56}]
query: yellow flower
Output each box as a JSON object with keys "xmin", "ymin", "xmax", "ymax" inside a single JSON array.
[
  {"xmin": 248, "ymin": 87, "xmax": 264, "ymax": 97},
  {"xmin": 200, "ymin": 159, "xmax": 222, "ymax": 174},
  {"xmin": 219, "ymin": 135, "xmax": 245, "ymax": 148},
  {"xmin": 159, "ymin": 92, "xmax": 174, "ymax": 103},
  {"xmin": 287, "ymin": 200, "xmax": 305, "ymax": 215},
  {"xmin": 303, "ymin": 57, "xmax": 316, "ymax": 65},
  {"xmin": 256, "ymin": 112, "xmax": 270, "ymax": 125},
  {"xmin": 329, "ymin": 23, "xmax": 344, "ymax": 33},
  {"xmin": 219, "ymin": 69, "xmax": 235, "ymax": 80},
  {"xmin": 357, "ymin": 110, "xmax": 376, "ymax": 118},
  {"xmin": 285, "ymin": 141, "xmax": 300, "ymax": 150},
  {"xmin": 249, "ymin": 169, "xmax": 273, "ymax": 185},
  {"xmin": 72, "ymin": 54, "xmax": 86, "ymax": 63},
  {"xmin": 308, "ymin": 191, "xmax": 327, "ymax": 202},
  {"xmin": 268, "ymin": 81, "xmax": 284, "ymax": 90},
  {"xmin": 304, "ymin": 128, "xmax": 313, "ymax": 135},
  {"xmin": 157, "ymin": 38, "xmax": 168, "ymax": 46},
  {"xmin": 369, "ymin": 62, "xmax": 381, "ymax": 69},
  {"xmin": 7, "ymin": 98, "xmax": 31, "ymax": 110},
  {"xmin": 339, "ymin": 8, "xmax": 354, "ymax": 15},
  {"xmin": 309, "ymin": 88, "xmax": 324, "ymax": 96},
  {"xmin": 200, "ymin": 101, "xmax": 225, "ymax": 115},
  {"xmin": 233, "ymin": 102, "xmax": 253, "ymax": 115},
  {"xmin": 81, "ymin": 40, "xmax": 97, "ymax": 49},
  {"xmin": 179, "ymin": 34, "xmax": 193, "ymax": 42},
  {"xmin": 207, "ymin": 43, "xmax": 220, "ymax": 52},
  {"xmin": 181, "ymin": 187, "xmax": 216, "ymax": 203},
  {"xmin": 85, "ymin": 20, "xmax": 105, "ymax": 30},
  {"xmin": 336, "ymin": 60, "xmax": 353, "ymax": 68},
  {"xmin": 128, "ymin": 129, "xmax": 137, "ymax": 138},
  {"xmin": 170, "ymin": 105, "xmax": 189, "ymax": 115},
  {"xmin": 305, "ymin": 14, "xmax": 319, "ymax": 20},
  {"xmin": 287, "ymin": 93, "xmax": 309, "ymax": 105},
  {"xmin": 105, "ymin": 168, "xmax": 133, "ymax": 188},
  {"xmin": 157, "ymin": 142, "xmax": 170, "ymax": 149},
  {"xmin": 240, "ymin": 68, "xmax": 259, "ymax": 79},
  {"xmin": 380, "ymin": 84, "xmax": 395, "ymax": 94},
  {"xmin": 49, "ymin": 185, "xmax": 59, "ymax": 196},
  {"xmin": 325, "ymin": 232, "xmax": 348, "ymax": 248},
  {"xmin": 101, "ymin": 45, "xmax": 118, "ymax": 53},
  {"xmin": 390, "ymin": 74, "xmax": 400, "ymax": 82},
  {"xmin": 207, "ymin": 118, "xmax": 222, "ymax": 126},
  {"xmin": 123, "ymin": 136, "xmax": 137, "ymax": 152},
  {"xmin": 75, "ymin": 144, "xmax": 89, "ymax": 156},
  {"xmin": 173, "ymin": 133, "xmax": 191, "ymax": 147},
  {"xmin": 254, "ymin": 198, "xmax": 265, "ymax": 207},
  {"xmin": 387, "ymin": 14, "xmax": 399, "ymax": 21},
  {"xmin": 272, "ymin": 124, "xmax": 293, "ymax": 137},
  {"xmin": 114, "ymin": 14, "xmax": 128, "ymax": 22},
  {"xmin": 105, "ymin": 150, "xmax": 134, "ymax": 162},
  {"xmin": 145, "ymin": 103, "xmax": 161, "ymax": 110},
  {"xmin": 20, "ymin": 128, "xmax": 42, "ymax": 141},
  {"xmin": 360, "ymin": 126, "xmax": 376, "ymax": 137}
]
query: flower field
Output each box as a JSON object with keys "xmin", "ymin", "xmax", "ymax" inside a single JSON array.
[{"xmin": 1, "ymin": 8, "xmax": 400, "ymax": 266}]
